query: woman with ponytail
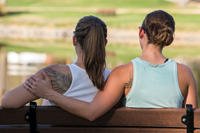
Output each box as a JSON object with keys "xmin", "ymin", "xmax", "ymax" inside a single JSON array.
[{"xmin": 2, "ymin": 16, "xmax": 110, "ymax": 107}]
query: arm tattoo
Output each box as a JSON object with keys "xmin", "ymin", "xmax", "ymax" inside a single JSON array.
[{"xmin": 44, "ymin": 67, "xmax": 72, "ymax": 94}]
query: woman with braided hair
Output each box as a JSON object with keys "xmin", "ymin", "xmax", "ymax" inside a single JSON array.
[{"xmin": 1, "ymin": 15, "xmax": 110, "ymax": 107}]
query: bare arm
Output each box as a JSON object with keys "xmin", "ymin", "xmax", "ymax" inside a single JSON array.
[
  {"xmin": 27, "ymin": 64, "xmax": 132, "ymax": 121},
  {"xmin": 1, "ymin": 73, "xmax": 40, "ymax": 108},
  {"xmin": 50, "ymin": 67, "xmax": 125, "ymax": 121},
  {"xmin": 178, "ymin": 63, "xmax": 198, "ymax": 108},
  {"xmin": 1, "ymin": 64, "xmax": 72, "ymax": 108},
  {"xmin": 1, "ymin": 84, "xmax": 37, "ymax": 108},
  {"xmin": 184, "ymin": 66, "xmax": 198, "ymax": 108}
]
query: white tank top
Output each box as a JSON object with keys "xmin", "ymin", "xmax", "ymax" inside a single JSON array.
[{"xmin": 42, "ymin": 64, "xmax": 110, "ymax": 105}]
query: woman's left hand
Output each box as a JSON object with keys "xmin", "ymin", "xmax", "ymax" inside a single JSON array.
[{"xmin": 23, "ymin": 72, "xmax": 57, "ymax": 99}]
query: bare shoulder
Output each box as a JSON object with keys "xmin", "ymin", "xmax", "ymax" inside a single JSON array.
[
  {"xmin": 110, "ymin": 62, "xmax": 133, "ymax": 81},
  {"xmin": 177, "ymin": 63, "xmax": 191, "ymax": 72},
  {"xmin": 41, "ymin": 64, "xmax": 72, "ymax": 94},
  {"xmin": 177, "ymin": 62, "xmax": 196, "ymax": 88},
  {"xmin": 35, "ymin": 64, "xmax": 71, "ymax": 78},
  {"xmin": 177, "ymin": 63, "xmax": 193, "ymax": 78},
  {"xmin": 44, "ymin": 64, "xmax": 70, "ymax": 74},
  {"xmin": 112, "ymin": 62, "xmax": 132, "ymax": 73}
]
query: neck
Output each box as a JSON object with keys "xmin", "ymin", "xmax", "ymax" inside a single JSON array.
[
  {"xmin": 75, "ymin": 60, "xmax": 85, "ymax": 69},
  {"xmin": 75, "ymin": 45, "xmax": 85, "ymax": 69},
  {"xmin": 140, "ymin": 43, "xmax": 167, "ymax": 64}
]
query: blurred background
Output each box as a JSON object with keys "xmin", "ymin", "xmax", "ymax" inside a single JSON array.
[{"xmin": 0, "ymin": 0, "xmax": 200, "ymax": 105}]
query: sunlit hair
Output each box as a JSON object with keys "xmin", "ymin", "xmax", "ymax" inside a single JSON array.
[
  {"xmin": 74, "ymin": 16, "xmax": 107, "ymax": 89},
  {"xmin": 141, "ymin": 10, "xmax": 175, "ymax": 48}
]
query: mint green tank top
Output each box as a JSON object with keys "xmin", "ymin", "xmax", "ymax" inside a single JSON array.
[{"xmin": 124, "ymin": 57, "xmax": 184, "ymax": 108}]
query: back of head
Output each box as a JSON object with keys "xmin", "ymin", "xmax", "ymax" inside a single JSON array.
[
  {"xmin": 141, "ymin": 10, "xmax": 175, "ymax": 48},
  {"xmin": 74, "ymin": 16, "xmax": 107, "ymax": 89}
]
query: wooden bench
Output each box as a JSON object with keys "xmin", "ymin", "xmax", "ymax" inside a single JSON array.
[{"xmin": 0, "ymin": 102, "xmax": 200, "ymax": 133}]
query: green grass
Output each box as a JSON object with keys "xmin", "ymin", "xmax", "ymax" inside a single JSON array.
[
  {"xmin": 108, "ymin": 44, "xmax": 200, "ymax": 67},
  {"xmin": 0, "ymin": 0, "xmax": 197, "ymax": 31},
  {"xmin": 0, "ymin": 40, "xmax": 76, "ymax": 61},
  {"xmin": 1, "ymin": 40, "xmax": 200, "ymax": 68},
  {"xmin": 2, "ymin": 0, "xmax": 200, "ymax": 62},
  {"xmin": 7, "ymin": 0, "xmax": 173, "ymax": 8},
  {"xmin": 173, "ymin": 13, "xmax": 200, "ymax": 31},
  {"xmin": 3, "ymin": 15, "xmax": 200, "ymax": 31},
  {"xmin": 106, "ymin": 44, "xmax": 141, "ymax": 67},
  {"xmin": 164, "ymin": 45, "xmax": 200, "ymax": 58},
  {"xmin": 3, "ymin": 11, "xmax": 200, "ymax": 31}
]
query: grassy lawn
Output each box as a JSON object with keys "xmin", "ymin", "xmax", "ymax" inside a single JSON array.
[
  {"xmin": 1, "ymin": 39, "xmax": 200, "ymax": 68},
  {"xmin": 6, "ymin": 0, "xmax": 173, "ymax": 8},
  {"xmin": 0, "ymin": 0, "xmax": 199, "ymax": 31},
  {"xmin": 0, "ymin": 0, "xmax": 200, "ymax": 63},
  {"xmin": 0, "ymin": 40, "xmax": 76, "ymax": 61}
]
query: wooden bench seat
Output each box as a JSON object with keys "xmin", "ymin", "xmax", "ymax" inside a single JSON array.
[{"xmin": 0, "ymin": 103, "xmax": 200, "ymax": 133}]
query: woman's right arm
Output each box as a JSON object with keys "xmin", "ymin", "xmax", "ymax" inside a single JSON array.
[
  {"xmin": 49, "ymin": 67, "xmax": 126, "ymax": 121},
  {"xmin": 27, "ymin": 64, "xmax": 132, "ymax": 121}
]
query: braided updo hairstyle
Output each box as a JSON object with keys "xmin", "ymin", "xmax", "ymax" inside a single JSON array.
[
  {"xmin": 141, "ymin": 10, "xmax": 175, "ymax": 48},
  {"xmin": 74, "ymin": 16, "xmax": 107, "ymax": 89}
]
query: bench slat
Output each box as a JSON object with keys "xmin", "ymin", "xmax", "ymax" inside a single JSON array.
[
  {"xmin": 0, "ymin": 107, "xmax": 28, "ymax": 124},
  {"xmin": 1, "ymin": 106, "xmax": 200, "ymax": 129},
  {"xmin": 0, "ymin": 127, "xmax": 195, "ymax": 133},
  {"xmin": 33, "ymin": 107, "xmax": 200, "ymax": 128}
]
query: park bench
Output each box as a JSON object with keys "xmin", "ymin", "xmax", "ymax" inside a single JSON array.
[{"xmin": 0, "ymin": 102, "xmax": 200, "ymax": 133}]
